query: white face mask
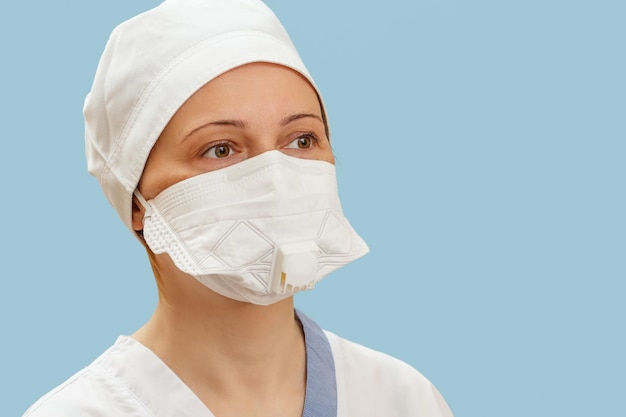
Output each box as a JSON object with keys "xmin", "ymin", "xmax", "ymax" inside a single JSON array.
[{"xmin": 135, "ymin": 151, "xmax": 369, "ymax": 305}]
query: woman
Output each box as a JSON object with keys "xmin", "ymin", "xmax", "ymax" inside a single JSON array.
[{"xmin": 24, "ymin": 0, "xmax": 453, "ymax": 416}]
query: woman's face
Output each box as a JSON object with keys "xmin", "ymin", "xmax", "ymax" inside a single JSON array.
[{"xmin": 132, "ymin": 62, "xmax": 333, "ymax": 231}]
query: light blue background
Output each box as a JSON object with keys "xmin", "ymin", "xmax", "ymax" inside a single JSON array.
[{"xmin": 2, "ymin": 1, "xmax": 624, "ymax": 416}]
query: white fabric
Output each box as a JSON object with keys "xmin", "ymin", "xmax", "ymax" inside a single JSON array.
[
  {"xmin": 328, "ymin": 332, "xmax": 454, "ymax": 417},
  {"xmin": 137, "ymin": 151, "xmax": 369, "ymax": 305},
  {"xmin": 84, "ymin": 0, "xmax": 326, "ymax": 232},
  {"xmin": 23, "ymin": 333, "xmax": 453, "ymax": 417}
]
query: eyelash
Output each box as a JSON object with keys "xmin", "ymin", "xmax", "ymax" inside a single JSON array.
[
  {"xmin": 202, "ymin": 140, "xmax": 235, "ymax": 159},
  {"xmin": 200, "ymin": 131, "xmax": 322, "ymax": 159},
  {"xmin": 287, "ymin": 132, "xmax": 320, "ymax": 148}
]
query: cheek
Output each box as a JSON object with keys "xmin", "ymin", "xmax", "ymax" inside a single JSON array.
[
  {"xmin": 306, "ymin": 141, "xmax": 334, "ymax": 164},
  {"xmin": 139, "ymin": 134, "xmax": 213, "ymax": 198},
  {"xmin": 324, "ymin": 149, "xmax": 335, "ymax": 165},
  {"xmin": 138, "ymin": 158, "xmax": 193, "ymax": 200},
  {"xmin": 320, "ymin": 140, "xmax": 335, "ymax": 164}
]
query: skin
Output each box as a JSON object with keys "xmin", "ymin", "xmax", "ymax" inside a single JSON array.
[{"xmin": 131, "ymin": 63, "xmax": 334, "ymax": 417}]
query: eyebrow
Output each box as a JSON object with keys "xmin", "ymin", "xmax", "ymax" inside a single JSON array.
[
  {"xmin": 280, "ymin": 113, "xmax": 324, "ymax": 126},
  {"xmin": 182, "ymin": 113, "xmax": 324, "ymax": 142},
  {"xmin": 182, "ymin": 119, "xmax": 248, "ymax": 141}
]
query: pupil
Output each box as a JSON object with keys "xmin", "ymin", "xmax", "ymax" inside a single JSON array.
[{"xmin": 216, "ymin": 146, "xmax": 229, "ymax": 157}]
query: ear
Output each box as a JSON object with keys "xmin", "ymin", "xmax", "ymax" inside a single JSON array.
[{"xmin": 132, "ymin": 194, "xmax": 146, "ymax": 232}]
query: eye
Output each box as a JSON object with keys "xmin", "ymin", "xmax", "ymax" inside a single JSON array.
[
  {"xmin": 285, "ymin": 134, "xmax": 316, "ymax": 149},
  {"xmin": 203, "ymin": 143, "xmax": 232, "ymax": 158}
]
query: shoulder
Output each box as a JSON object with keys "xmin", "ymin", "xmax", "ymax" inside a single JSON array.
[
  {"xmin": 22, "ymin": 339, "xmax": 145, "ymax": 417},
  {"xmin": 326, "ymin": 330, "xmax": 423, "ymax": 378},
  {"xmin": 325, "ymin": 331, "xmax": 454, "ymax": 417}
]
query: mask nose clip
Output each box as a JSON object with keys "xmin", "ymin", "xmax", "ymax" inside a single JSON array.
[{"xmin": 270, "ymin": 241, "xmax": 320, "ymax": 294}]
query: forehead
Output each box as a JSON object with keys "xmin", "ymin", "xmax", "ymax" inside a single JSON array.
[
  {"xmin": 184, "ymin": 63, "xmax": 319, "ymax": 109},
  {"xmin": 161, "ymin": 62, "xmax": 326, "ymax": 135}
]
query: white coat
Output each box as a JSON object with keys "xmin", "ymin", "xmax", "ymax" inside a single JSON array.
[{"xmin": 23, "ymin": 312, "xmax": 454, "ymax": 417}]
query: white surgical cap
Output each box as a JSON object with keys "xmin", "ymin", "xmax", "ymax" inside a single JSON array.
[{"xmin": 84, "ymin": 0, "xmax": 325, "ymax": 232}]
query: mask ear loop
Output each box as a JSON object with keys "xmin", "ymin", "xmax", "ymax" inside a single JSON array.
[
  {"xmin": 133, "ymin": 191, "xmax": 166, "ymax": 292},
  {"xmin": 133, "ymin": 190, "xmax": 152, "ymax": 218}
]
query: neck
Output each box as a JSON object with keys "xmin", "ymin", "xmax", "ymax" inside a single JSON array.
[{"xmin": 133, "ymin": 253, "xmax": 306, "ymax": 407}]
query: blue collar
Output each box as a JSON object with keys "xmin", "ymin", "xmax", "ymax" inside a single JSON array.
[{"xmin": 296, "ymin": 310, "xmax": 337, "ymax": 417}]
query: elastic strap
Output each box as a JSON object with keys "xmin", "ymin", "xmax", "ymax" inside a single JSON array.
[{"xmin": 133, "ymin": 190, "xmax": 152, "ymax": 218}]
